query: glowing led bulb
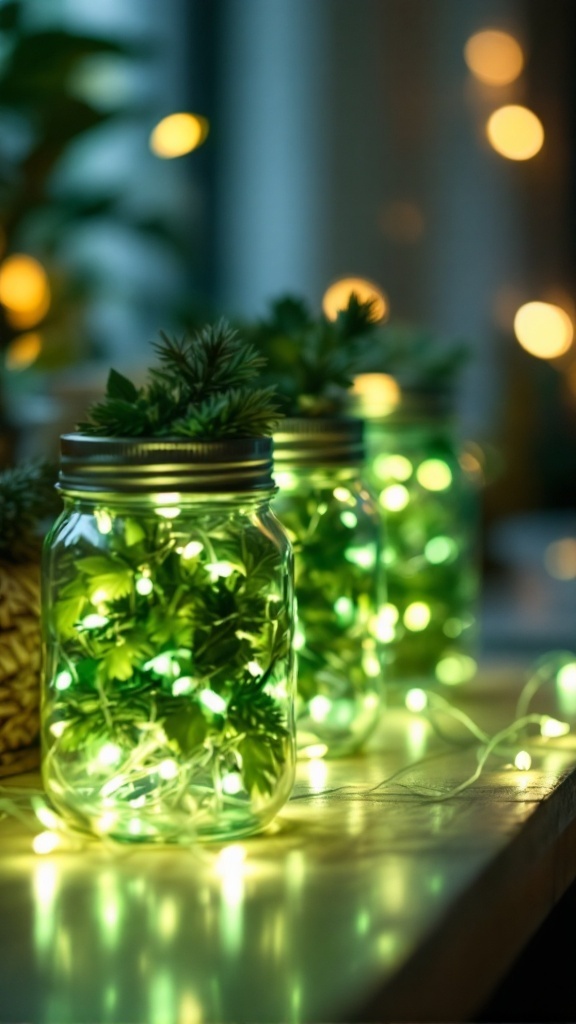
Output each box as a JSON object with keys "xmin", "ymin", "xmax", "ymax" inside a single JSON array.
[
  {"xmin": 199, "ymin": 689, "xmax": 227, "ymax": 714},
  {"xmin": 309, "ymin": 694, "xmax": 332, "ymax": 722},
  {"xmin": 181, "ymin": 540, "xmax": 204, "ymax": 560},
  {"xmin": 379, "ymin": 484, "xmax": 409, "ymax": 512},
  {"xmin": 302, "ymin": 743, "xmax": 328, "ymax": 759},
  {"xmin": 54, "ymin": 670, "xmax": 73, "ymax": 691},
  {"xmin": 95, "ymin": 510, "xmax": 113, "ymax": 534},
  {"xmin": 403, "ymin": 602, "xmax": 431, "ymax": 632},
  {"xmin": 222, "ymin": 773, "xmax": 243, "ymax": 795},
  {"xmin": 405, "ymin": 688, "xmax": 428, "ymax": 713},
  {"xmin": 514, "ymin": 750, "xmax": 532, "ymax": 771},
  {"xmin": 97, "ymin": 743, "xmax": 123, "ymax": 768},
  {"xmin": 32, "ymin": 831, "xmax": 61, "ymax": 855},
  {"xmin": 540, "ymin": 716, "xmax": 570, "ymax": 739},
  {"xmin": 82, "ymin": 614, "xmax": 109, "ymax": 629},
  {"xmin": 172, "ymin": 676, "xmax": 194, "ymax": 696},
  {"xmin": 158, "ymin": 759, "xmax": 179, "ymax": 780},
  {"xmin": 135, "ymin": 576, "xmax": 154, "ymax": 596},
  {"xmin": 206, "ymin": 561, "xmax": 235, "ymax": 578},
  {"xmin": 416, "ymin": 459, "xmax": 453, "ymax": 491}
]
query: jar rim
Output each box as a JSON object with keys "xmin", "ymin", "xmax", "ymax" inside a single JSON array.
[
  {"xmin": 58, "ymin": 433, "xmax": 275, "ymax": 495},
  {"xmin": 273, "ymin": 416, "xmax": 365, "ymax": 467}
]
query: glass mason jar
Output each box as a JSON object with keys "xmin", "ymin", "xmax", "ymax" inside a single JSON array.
[
  {"xmin": 272, "ymin": 418, "xmax": 385, "ymax": 758},
  {"xmin": 42, "ymin": 435, "xmax": 296, "ymax": 843},
  {"xmin": 362, "ymin": 390, "xmax": 481, "ymax": 689}
]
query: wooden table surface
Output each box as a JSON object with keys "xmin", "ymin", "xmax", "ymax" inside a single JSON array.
[{"xmin": 1, "ymin": 664, "xmax": 576, "ymax": 1024}]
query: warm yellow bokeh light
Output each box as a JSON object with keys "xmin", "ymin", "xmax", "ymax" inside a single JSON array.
[
  {"xmin": 5, "ymin": 288, "xmax": 50, "ymax": 329},
  {"xmin": 350, "ymin": 373, "xmax": 400, "ymax": 417},
  {"xmin": 416, "ymin": 459, "xmax": 453, "ymax": 492},
  {"xmin": 322, "ymin": 278, "xmax": 388, "ymax": 322},
  {"xmin": 0, "ymin": 254, "xmax": 50, "ymax": 314},
  {"xmin": 513, "ymin": 302, "xmax": 573, "ymax": 359},
  {"xmin": 486, "ymin": 105, "xmax": 544, "ymax": 161},
  {"xmin": 5, "ymin": 332, "xmax": 42, "ymax": 371},
  {"xmin": 403, "ymin": 602, "xmax": 431, "ymax": 632},
  {"xmin": 150, "ymin": 113, "xmax": 209, "ymax": 159},
  {"xmin": 544, "ymin": 538, "xmax": 576, "ymax": 580},
  {"xmin": 464, "ymin": 29, "xmax": 524, "ymax": 86}
]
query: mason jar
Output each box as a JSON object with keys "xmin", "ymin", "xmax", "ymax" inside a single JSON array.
[
  {"xmin": 362, "ymin": 389, "xmax": 481, "ymax": 689},
  {"xmin": 42, "ymin": 435, "xmax": 296, "ymax": 843},
  {"xmin": 272, "ymin": 418, "xmax": 385, "ymax": 758}
]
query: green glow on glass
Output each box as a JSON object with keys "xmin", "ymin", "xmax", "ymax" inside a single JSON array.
[
  {"xmin": 425, "ymin": 536, "xmax": 457, "ymax": 564},
  {"xmin": 416, "ymin": 458, "xmax": 453, "ymax": 491},
  {"xmin": 403, "ymin": 602, "xmax": 431, "ymax": 631},
  {"xmin": 356, "ymin": 909, "xmax": 371, "ymax": 935},
  {"xmin": 443, "ymin": 618, "xmax": 463, "ymax": 638},
  {"xmin": 435, "ymin": 653, "xmax": 477, "ymax": 685},
  {"xmin": 340, "ymin": 510, "xmax": 358, "ymax": 529},
  {"xmin": 199, "ymin": 689, "xmax": 227, "ymax": 714},
  {"xmin": 293, "ymin": 625, "xmax": 306, "ymax": 651},
  {"xmin": 557, "ymin": 663, "xmax": 576, "ymax": 692},
  {"xmin": 345, "ymin": 545, "xmax": 376, "ymax": 569},
  {"xmin": 334, "ymin": 596, "xmax": 354, "ymax": 622},
  {"xmin": 54, "ymin": 670, "xmax": 73, "ymax": 691},
  {"xmin": 379, "ymin": 484, "xmax": 409, "ymax": 512},
  {"xmin": 373, "ymin": 453, "xmax": 413, "ymax": 481}
]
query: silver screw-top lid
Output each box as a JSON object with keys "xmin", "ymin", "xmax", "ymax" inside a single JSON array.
[
  {"xmin": 58, "ymin": 434, "xmax": 275, "ymax": 496},
  {"xmin": 273, "ymin": 417, "xmax": 365, "ymax": 467}
]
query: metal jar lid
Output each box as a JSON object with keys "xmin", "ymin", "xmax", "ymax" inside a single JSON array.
[
  {"xmin": 58, "ymin": 434, "xmax": 275, "ymax": 496},
  {"xmin": 273, "ymin": 417, "xmax": 365, "ymax": 467}
]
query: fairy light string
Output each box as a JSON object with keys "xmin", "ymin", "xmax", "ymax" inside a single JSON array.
[{"xmin": 0, "ymin": 652, "xmax": 575, "ymax": 853}]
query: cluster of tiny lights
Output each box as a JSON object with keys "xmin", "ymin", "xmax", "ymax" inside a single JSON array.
[{"xmin": 10, "ymin": 654, "xmax": 575, "ymax": 854}]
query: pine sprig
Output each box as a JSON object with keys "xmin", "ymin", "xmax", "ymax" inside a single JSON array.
[
  {"xmin": 0, "ymin": 461, "xmax": 59, "ymax": 563},
  {"xmin": 244, "ymin": 293, "xmax": 382, "ymax": 416},
  {"xmin": 79, "ymin": 320, "xmax": 281, "ymax": 439}
]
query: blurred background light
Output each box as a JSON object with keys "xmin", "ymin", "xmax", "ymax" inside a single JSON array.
[
  {"xmin": 0, "ymin": 255, "xmax": 50, "ymax": 315},
  {"xmin": 464, "ymin": 29, "xmax": 524, "ymax": 86},
  {"xmin": 486, "ymin": 105, "xmax": 544, "ymax": 160},
  {"xmin": 6, "ymin": 333, "xmax": 42, "ymax": 372},
  {"xmin": 513, "ymin": 301, "xmax": 574, "ymax": 359},
  {"xmin": 544, "ymin": 538, "xmax": 576, "ymax": 579},
  {"xmin": 379, "ymin": 200, "xmax": 425, "ymax": 244},
  {"xmin": 350, "ymin": 373, "xmax": 401, "ymax": 417},
  {"xmin": 322, "ymin": 277, "xmax": 388, "ymax": 322},
  {"xmin": 149, "ymin": 113, "xmax": 209, "ymax": 159}
]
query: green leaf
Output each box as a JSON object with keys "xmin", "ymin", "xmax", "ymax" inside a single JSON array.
[
  {"xmin": 238, "ymin": 734, "xmax": 284, "ymax": 795},
  {"xmin": 106, "ymin": 368, "xmax": 139, "ymax": 402},
  {"xmin": 54, "ymin": 595, "xmax": 86, "ymax": 635},
  {"xmin": 163, "ymin": 703, "xmax": 207, "ymax": 756}
]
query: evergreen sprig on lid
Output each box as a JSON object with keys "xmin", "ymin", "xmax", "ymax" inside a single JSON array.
[
  {"xmin": 0, "ymin": 461, "xmax": 59, "ymax": 563},
  {"xmin": 79, "ymin": 321, "xmax": 282, "ymax": 439},
  {"xmin": 244, "ymin": 294, "xmax": 381, "ymax": 417}
]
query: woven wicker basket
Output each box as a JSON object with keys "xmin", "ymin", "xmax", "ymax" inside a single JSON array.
[{"xmin": 0, "ymin": 561, "xmax": 41, "ymax": 776}]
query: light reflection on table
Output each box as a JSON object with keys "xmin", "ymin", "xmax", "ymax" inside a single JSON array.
[{"xmin": 1, "ymin": 682, "xmax": 576, "ymax": 1023}]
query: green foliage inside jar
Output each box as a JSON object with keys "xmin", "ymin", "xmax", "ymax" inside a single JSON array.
[
  {"xmin": 366, "ymin": 420, "xmax": 480, "ymax": 690},
  {"xmin": 273, "ymin": 469, "xmax": 383, "ymax": 758}
]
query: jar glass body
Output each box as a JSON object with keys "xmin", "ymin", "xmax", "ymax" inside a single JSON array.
[
  {"xmin": 42, "ymin": 492, "xmax": 296, "ymax": 842},
  {"xmin": 273, "ymin": 466, "xmax": 384, "ymax": 757},
  {"xmin": 365, "ymin": 413, "xmax": 481, "ymax": 688}
]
